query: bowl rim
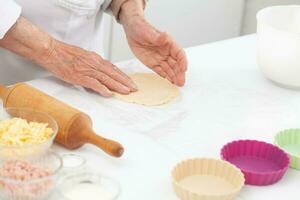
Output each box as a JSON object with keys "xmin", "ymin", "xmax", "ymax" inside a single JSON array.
[
  {"xmin": 60, "ymin": 171, "xmax": 121, "ymax": 200},
  {"xmin": 0, "ymin": 107, "xmax": 58, "ymax": 148},
  {"xmin": 171, "ymin": 158, "xmax": 245, "ymax": 197},
  {"xmin": 220, "ymin": 139, "xmax": 290, "ymax": 176},
  {"xmin": 256, "ymin": 5, "xmax": 300, "ymax": 37},
  {"xmin": 0, "ymin": 151, "xmax": 63, "ymax": 184},
  {"xmin": 61, "ymin": 153, "xmax": 87, "ymax": 169}
]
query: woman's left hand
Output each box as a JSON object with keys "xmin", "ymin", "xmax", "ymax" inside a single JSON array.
[{"xmin": 123, "ymin": 17, "xmax": 188, "ymax": 86}]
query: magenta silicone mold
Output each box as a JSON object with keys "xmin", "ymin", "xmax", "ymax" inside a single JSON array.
[{"xmin": 221, "ymin": 140, "xmax": 290, "ymax": 186}]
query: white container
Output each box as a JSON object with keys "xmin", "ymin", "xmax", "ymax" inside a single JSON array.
[{"xmin": 257, "ymin": 5, "xmax": 300, "ymax": 88}]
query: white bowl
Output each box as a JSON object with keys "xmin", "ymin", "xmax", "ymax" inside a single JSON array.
[
  {"xmin": 59, "ymin": 172, "xmax": 121, "ymax": 200},
  {"xmin": 257, "ymin": 5, "xmax": 300, "ymax": 88}
]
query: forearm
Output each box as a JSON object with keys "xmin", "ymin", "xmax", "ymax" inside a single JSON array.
[
  {"xmin": 0, "ymin": 13, "xmax": 137, "ymax": 96},
  {"xmin": 0, "ymin": 17, "xmax": 53, "ymax": 64},
  {"xmin": 117, "ymin": 0, "xmax": 145, "ymax": 26}
]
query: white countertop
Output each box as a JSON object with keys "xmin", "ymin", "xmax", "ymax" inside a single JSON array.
[{"xmin": 17, "ymin": 34, "xmax": 300, "ymax": 199}]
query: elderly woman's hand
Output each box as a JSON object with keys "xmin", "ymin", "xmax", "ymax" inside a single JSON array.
[
  {"xmin": 38, "ymin": 40, "xmax": 137, "ymax": 97},
  {"xmin": 124, "ymin": 18, "xmax": 187, "ymax": 86},
  {"xmin": 0, "ymin": 17, "xmax": 137, "ymax": 97},
  {"xmin": 120, "ymin": 1, "xmax": 188, "ymax": 87}
]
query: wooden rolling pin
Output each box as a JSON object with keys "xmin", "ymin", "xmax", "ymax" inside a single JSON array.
[{"xmin": 0, "ymin": 83, "xmax": 124, "ymax": 157}]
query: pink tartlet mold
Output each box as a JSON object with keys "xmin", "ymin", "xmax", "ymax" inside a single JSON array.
[{"xmin": 221, "ymin": 140, "xmax": 290, "ymax": 186}]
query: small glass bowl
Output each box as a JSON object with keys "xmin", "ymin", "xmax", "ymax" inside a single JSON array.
[
  {"xmin": 60, "ymin": 154, "xmax": 87, "ymax": 178},
  {"xmin": 0, "ymin": 107, "xmax": 58, "ymax": 158},
  {"xmin": 0, "ymin": 151, "xmax": 62, "ymax": 200},
  {"xmin": 61, "ymin": 154, "xmax": 86, "ymax": 170},
  {"xmin": 60, "ymin": 172, "xmax": 121, "ymax": 200}
]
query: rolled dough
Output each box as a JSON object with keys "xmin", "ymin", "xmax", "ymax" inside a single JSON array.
[{"xmin": 114, "ymin": 73, "xmax": 179, "ymax": 106}]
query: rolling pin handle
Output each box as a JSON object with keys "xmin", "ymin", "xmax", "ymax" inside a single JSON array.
[
  {"xmin": 86, "ymin": 131, "xmax": 124, "ymax": 157},
  {"xmin": 0, "ymin": 84, "xmax": 7, "ymax": 100}
]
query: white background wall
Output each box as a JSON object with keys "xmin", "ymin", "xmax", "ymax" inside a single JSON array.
[
  {"xmin": 109, "ymin": 0, "xmax": 245, "ymax": 62},
  {"xmin": 242, "ymin": 0, "xmax": 300, "ymax": 34},
  {"xmin": 108, "ymin": 0, "xmax": 300, "ymax": 62}
]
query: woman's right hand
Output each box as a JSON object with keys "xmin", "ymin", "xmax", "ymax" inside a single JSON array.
[
  {"xmin": 38, "ymin": 40, "xmax": 137, "ymax": 97},
  {"xmin": 0, "ymin": 17, "xmax": 136, "ymax": 97}
]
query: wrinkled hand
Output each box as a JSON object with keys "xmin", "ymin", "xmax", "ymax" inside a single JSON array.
[
  {"xmin": 123, "ymin": 17, "xmax": 188, "ymax": 86},
  {"xmin": 39, "ymin": 41, "xmax": 137, "ymax": 97},
  {"xmin": 0, "ymin": 16, "xmax": 136, "ymax": 97}
]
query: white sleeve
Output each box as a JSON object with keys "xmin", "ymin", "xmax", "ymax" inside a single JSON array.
[
  {"xmin": 0, "ymin": 0, "xmax": 22, "ymax": 39},
  {"xmin": 102, "ymin": 0, "xmax": 147, "ymax": 21},
  {"xmin": 102, "ymin": 0, "xmax": 113, "ymax": 15}
]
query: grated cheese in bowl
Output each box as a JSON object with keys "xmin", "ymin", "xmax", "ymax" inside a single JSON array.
[
  {"xmin": 0, "ymin": 108, "xmax": 58, "ymax": 158},
  {"xmin": 0, "ymin": 118, "xmax": 53, "ymax": 146}
]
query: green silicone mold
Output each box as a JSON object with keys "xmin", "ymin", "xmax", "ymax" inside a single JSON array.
[{"xmin": 275, "ymin": 129, "xmax": 300, "ymax": 170}]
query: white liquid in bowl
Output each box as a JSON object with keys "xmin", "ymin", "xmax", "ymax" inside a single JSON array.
[{"xmin": 64, "ymin": 183, "xmax": 113, "ymax": 200}]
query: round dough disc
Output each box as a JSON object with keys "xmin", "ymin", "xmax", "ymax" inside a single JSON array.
[{"xmin": 114, "ymin": 73, "xmax": 179, "ymax": 106}]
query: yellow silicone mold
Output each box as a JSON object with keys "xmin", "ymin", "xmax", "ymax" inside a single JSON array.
[{"xmin": 172, "ymin": 158, "xmax": 244, "ymax": 200}]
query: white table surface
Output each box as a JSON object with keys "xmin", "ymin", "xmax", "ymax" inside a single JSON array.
[{"xmin": 16, "ymin": 34, "xmax": 300, "ymax": 199}]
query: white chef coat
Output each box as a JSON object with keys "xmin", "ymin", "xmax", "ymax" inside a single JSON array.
[{"xmin": 0, "ymin": 0, "xmax": 113, "ymax": 84}]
